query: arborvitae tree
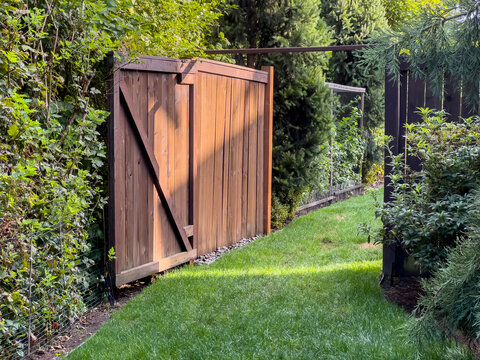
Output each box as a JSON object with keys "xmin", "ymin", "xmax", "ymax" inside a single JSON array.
[
  {"xmin": 221, "ymin": 0, "xmax": 334, "ymax": 226},
  {"xmin": 320, "ymin": 0, "xmax": 388, "ymax": 182}
]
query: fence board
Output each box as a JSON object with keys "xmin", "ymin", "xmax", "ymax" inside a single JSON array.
[
  {"xmin": 213, "ymin": 76, "xmax": 226, "ymax": 247},
  {"xmin": 247, "ymin": 82, "xmax": 258, "ymax": 238},
  {"xmin": 256, "ymin": 83, "xmax": 265, "ymax": 234},
  {"xmin": 220, "ymin": 78, "xmax": 233, "ymax": 248}
]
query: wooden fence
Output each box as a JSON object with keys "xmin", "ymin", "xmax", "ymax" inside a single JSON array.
[
  {"xmin": 107, "ymin": 56, "xmax": 273, "ymax": 286},
  {"xmin": 383, "ymin": 60, "xmax": 479, "ymax": 278}
]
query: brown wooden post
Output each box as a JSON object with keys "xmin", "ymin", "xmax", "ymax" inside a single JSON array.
[{"xmin": 261, "ymin": 66, "xmax": 273, "ymax": 234}]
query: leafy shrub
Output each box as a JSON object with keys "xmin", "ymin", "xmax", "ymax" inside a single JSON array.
[
  {"xmin": 300, "ymin": 103, "xmax": 366, "ymax": 206},
  {"xmin": 379, "ymin": 109, "xmax": 480, "ymax": 271},
  {"xmin": 411, "ymin": 192, "xmax": 480, "ymax": 341},
  {"xmin": 329, "ymin": 106, "xmax": 366, "ymax": 186},
  {"xmin": 0, "ymin": 0, "xmax": 226, "ymax": 357}
]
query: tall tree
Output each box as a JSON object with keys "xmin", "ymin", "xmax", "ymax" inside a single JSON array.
[
  {"xmin": 221, "ymin": 0, "xmax": 334, "ymax": 225},
  {"xmin": 320, "ymin": 0, "xmax": 388, "ymax": 182}
]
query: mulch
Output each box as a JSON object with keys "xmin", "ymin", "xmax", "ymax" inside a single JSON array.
[
  {"xmin": 381, "ymin": 276, "xmax": 426, "ymax": 314},
  {"xmin": 381, "ymin": 275, "xmax": 480, "ymax": 359}
]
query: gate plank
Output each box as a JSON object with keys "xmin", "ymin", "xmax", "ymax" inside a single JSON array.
[
  {"xmin": 213, "ymin": 76, "xmax": 226, "ymax": 247},
  {"xmin": 119, "ymin": 80, "xmax": 193, "ymax": 253},
  {"xmin": 241, "ymin": 80, "xmax": 249, "ymax": 239},
  {"xmin": 220, "ymin": 78, "xmax": 233, "ymax": 247},
  {"xmin": 256, "ymin": 83, "xmax": 265, "ymax": 234},
  {"xmin": 247, "ymin": 82, "xmax": 258, "ymax": 238}
]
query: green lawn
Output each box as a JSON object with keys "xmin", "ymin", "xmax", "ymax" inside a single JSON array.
[{"xmin": 68, "ymin": 189, "xmax": 472, "ymax": 359}]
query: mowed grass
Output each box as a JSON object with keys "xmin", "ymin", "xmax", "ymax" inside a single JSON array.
[{"xmin": 68, "ymin": 188, "xmax": 472, "ymax": 360}]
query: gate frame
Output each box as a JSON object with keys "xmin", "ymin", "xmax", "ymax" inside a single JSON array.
[{"xmin": 107, "ymin": 56, "xmax": 273, "ymax": 287}]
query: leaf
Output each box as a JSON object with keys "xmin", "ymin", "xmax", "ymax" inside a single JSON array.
[{"xmin": 7, "ymin": 123, "xmax": 19, "ymax": 138}]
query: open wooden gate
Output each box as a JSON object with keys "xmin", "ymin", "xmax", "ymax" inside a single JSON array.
[{"xmin": 108, "ymin": 57, "xmax": 273, "ymax": 286}]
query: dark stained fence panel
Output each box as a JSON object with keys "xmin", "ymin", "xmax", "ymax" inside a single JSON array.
[{"xmin": 383, "ymin": 60, "xmax": 480, "ymax": 278}]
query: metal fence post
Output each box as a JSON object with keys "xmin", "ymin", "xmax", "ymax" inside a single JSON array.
[{"xmin": 27, "ymin": 232, "xmax": 33, "ymax": 358}]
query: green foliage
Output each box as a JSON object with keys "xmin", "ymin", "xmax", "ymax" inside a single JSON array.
[
  {"xmin": 0, "ymin": 1, "xmax": 121, "ymax": 355},
  {"xmin": 382, "ymin": 0, "xmax": 445, "ymax": 29},
  {"xmin": 115, "ymin": 0, "xmax": 228, "ymax": 57},
  {"xmin": 410, "ymin": 191, "xmax": 480, "ymax": 341},
  {"xmin": 319, "ymin": 0, "xmax": 388, "ymax": 183},
  {"xmin": 0, "ymin": 0, "xmax": 226, "ymax": 357},
  {"xmin": 362, "ymin": 0, "xmax": 480, "ymax": 109},
  {"xmin": 303, "ymin": 103, "xmax": 366, "ymax": 203},
  {"xmin": 329, "ymin": 106, "xmax": 366, "ymax": 185},
  {"xmin": 378, "ymin": 110, "xmax": 480, "ymax": 271},
  {"xmin": 221, "ymin": 0, "xmax": 334, "ymax": 225}
]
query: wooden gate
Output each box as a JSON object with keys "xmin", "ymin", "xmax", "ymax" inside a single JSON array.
[{"xmin": 108, "ymin": 57, "xmax": 273, "ymax": 286}]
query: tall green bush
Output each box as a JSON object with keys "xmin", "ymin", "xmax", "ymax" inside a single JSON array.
[
  {"xmin": 221, "ymin": 0, "xmax": 334, "ymax": 226},
  {"xmin": 319, "ymin": 0, "xmax": 388, "ymax": 182}
]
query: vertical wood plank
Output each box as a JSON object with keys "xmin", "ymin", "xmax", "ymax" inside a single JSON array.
[
  {"xmin": 135, "ymin": 71, "xmax": 150, "ymax": 267},
  {"xmin": 384, "ymin": 69, "xmax": 400, "ymax": 204},
  {"xmin": 256, "ymin": 83, "xmax": 265, "ymax": 234},
  {"xmin": 261, "ymin": 66, "xmax": 274, "ymax": 235},
  {"xmin": 406, "ymin": 73, "xmax": 425, "ymax": 172},
  {"xmin": 191, "ymin": 80, "xmax": 199, "ymax": 249},
  {"xmin": 124, "ymin": 71, "xmax": 135, "ymax": 271},
  {"xmin": 109, "ymin": 63, "xmax": 126, "ymax": 275},
  {"xmin": 247, "ymin": 82, "xmax": 258, "ymax": 237},
  {"xmin": 198, "ymin": 74, "xmax": 217, "ymax": 255},
  {"xmin": 228, "ymin": 78, "xmax": 245, "ymax": 242},
  {"xmin": 175, "ymin": 84, "xmax": 189, "ymax": 227},
  {"xmin": 146, "ymin": 74, "xmax": 154, "ymax": 265},
  {"xmin": 241, "ymin": 80, "xmax": 249, "ymax": 239},
  {"xmin": 212, "ymin": 76, "xmax": 226, "ymax": 247},
  {"xmin": 444, "ymin": 75, "xmax": 461, "ymax": 121},
  {"xmin": 220, "ymin": 78, "xmax": 233, "ymax": 247}
]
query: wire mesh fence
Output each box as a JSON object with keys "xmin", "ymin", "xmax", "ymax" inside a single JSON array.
[{"xmin": 0, "ymin": 223, "xmax": 107, "ymax": 359}]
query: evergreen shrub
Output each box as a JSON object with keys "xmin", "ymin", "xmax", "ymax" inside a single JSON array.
[{"xmin": 379, "ymin": 110, "xmax": 480, "ymax": 271}]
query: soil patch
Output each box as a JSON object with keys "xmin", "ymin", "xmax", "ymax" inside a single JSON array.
[
  {"xmin": 31, "ymin": 280, "xmax": 149, "ymax": 360},
  {"xmin": 381, "ymin": 276, "xmax": 480, "ymax": 358},
  {"xmin": 381, "ymin": 276, "xmax": 425, "ymax": 314},
  {"xmin": 360, "ymin": 242, "xmax": 379, "ymax": 249}
]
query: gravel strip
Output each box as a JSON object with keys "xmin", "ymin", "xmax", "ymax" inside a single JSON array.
[{"xmin": 195, "ymin": 236, "xmax": 259, "ymax": 265}]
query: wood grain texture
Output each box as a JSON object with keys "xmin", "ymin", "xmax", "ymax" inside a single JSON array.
[
  {"xmin": 111, "ymin": 57, "xmax": 271, "ymax": 285},
  {"xmin": 256, "ymin": 83, "xmax": 265, "ymax": 234},
  {"xmin": 247, "ymin": 82, "xmax": 258, "ymax": 238}
]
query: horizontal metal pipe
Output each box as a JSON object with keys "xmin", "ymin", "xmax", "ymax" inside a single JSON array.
[{"xmin": 204, "ymin": 44, "xmax": 370, "ymax": 55}]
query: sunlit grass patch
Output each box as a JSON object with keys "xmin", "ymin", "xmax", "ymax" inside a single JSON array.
[{"xmin": 68, "ymin": 188, "xmax": 473, "ymax": 360}]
